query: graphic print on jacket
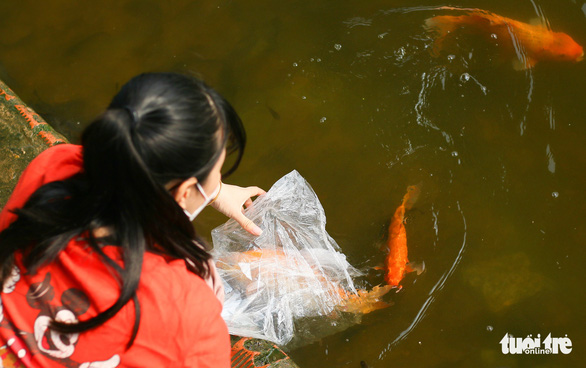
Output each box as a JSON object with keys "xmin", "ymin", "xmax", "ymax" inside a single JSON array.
[{"xmin": 0, "ymin": 270, "xmax": 120, "ymax": 368}]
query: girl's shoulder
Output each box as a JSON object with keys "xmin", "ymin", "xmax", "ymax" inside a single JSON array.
[
  {"xmin": 0, "ymin": 144, "xmax": 83, "ymax": 232},
  {"xmin": 26, "ymin": 143, "xmax": 83, "ymax": 177}
]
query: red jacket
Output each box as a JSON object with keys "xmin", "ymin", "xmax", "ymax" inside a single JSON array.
[{"xmin": 0, "ymin": 144, "xmax": 230, "ymax": 367}]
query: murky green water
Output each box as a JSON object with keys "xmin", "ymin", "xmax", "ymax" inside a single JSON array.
[{"xmin": 1, "ymin": 0, "xmax": 585, "ymax": 366}]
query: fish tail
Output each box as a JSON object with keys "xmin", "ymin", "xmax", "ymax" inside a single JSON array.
[
  {"xmin": 402, "ymin": 183, "xmax": 421, "ymax": 210},
  {"xmin": 337, "ymin": 285, "xmax": 393, "ymax": 314},
  {"xmin": 424, "ymin": 16, "xmax": 458, "ymax": 35},
  {"xmin": 424, "ymin": 16, "xmax": 459, "ymax": 56}
]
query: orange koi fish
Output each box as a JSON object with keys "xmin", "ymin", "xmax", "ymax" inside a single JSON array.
[
  {"xmin": 424, "ymin": 7, "xmax": 584, "ymax": 69},
  {"xmin": 384, "ymin": 185, "xmax": 424, "ymax": 289},
  {"xmin": 218, "ymin": 248, "xmax": 393, "ymax": 314}
]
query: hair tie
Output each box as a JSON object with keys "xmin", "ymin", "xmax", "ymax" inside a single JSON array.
[{"xmin": 123, "ymin": 106, "xmax": 139, "ymax": 125}]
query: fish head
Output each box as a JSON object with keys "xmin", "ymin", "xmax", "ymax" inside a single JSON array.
[
  {"xmin": 548, "ymin": 32, "xmax": 584, "ymax": 62},
  {"xmin": 402, "ymin": 183, "xmax": 422, "ymax": 210}
]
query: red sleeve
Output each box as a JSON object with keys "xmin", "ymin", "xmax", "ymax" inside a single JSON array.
[{"xmin": 0, "ymin": 144, "xmax": 83, "ymax": 232}]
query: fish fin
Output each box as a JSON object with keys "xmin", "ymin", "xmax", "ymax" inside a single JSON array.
[
  {"xmin": 373, "ymin": 265, "xmax": 384, "ymax": 271},
  {"xmin": 528, "ymin": 17, "xmax": 546, "ymax": 27},
  {"xmin": 344, "ymin": 300, "xmax": 392, "ymax": 314},
  {"xmin": 525, "ymin": 57, "xmax": 538, "ymax": 69},
  {"xmin": 379, "ymin": 242, "xmax": 387, "ymax": 252},
  {"xmin": 338, "ymin": 285, "xmax": 393, "ymax": 314},
  {"xmin": 370, "ymin": 284, "xmax": 394, "ymax": 297},
  {"xmin": 512, "ymin": 56, "xmax": 537, "ymax": 71},
  {"xmin": 376, "ymin": 234, "xmax": 389, "ymax": 252},
  {"xmin": 368, "ymin": 301, "xmax": 393, "ymax": 311},
  {"xmin": 512, "ymin": 59, "xmax": 525, "ymax": 71},
  {"xmin": 406, "ymin": 261, "xmax": 425, "ymax": 275}
]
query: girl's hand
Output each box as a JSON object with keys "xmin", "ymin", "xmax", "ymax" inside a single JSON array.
[{"xmin": 210, "ymin": 183, "xmax": 266, "ymax": 236}]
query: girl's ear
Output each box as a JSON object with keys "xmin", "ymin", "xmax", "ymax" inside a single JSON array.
[{"xmin": 173, "ymin": 177, "xmax": 198, "ymax": 209}]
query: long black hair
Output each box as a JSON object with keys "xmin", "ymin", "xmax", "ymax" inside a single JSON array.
[{"xmin": 0, "ymin": 73, "xmax": 245, "ymax": 348}]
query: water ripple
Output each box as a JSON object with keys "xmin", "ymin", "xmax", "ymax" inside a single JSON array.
[{"xmin": 378, "ymin": 201, "xmax": 468, "ymax": 359}]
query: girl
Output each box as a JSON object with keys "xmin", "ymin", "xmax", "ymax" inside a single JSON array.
[{"xmin": 0, "ymin": 73, "xmax": 264, "ymax": 367}]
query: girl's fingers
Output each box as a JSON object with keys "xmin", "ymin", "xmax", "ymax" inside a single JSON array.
[
  {"xmin": 244, "ymin": 198, "xmax": 253, "ymax": 208},
  {"xmin": 247, "ymin": 186, "xmax": 266, "ymax": 197},
  {"xmin": 233, "ymin": 212, "xmax": 262, "ymax": 236}
]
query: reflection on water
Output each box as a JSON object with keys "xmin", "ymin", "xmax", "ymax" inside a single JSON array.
[{"xmin": 1, "ymin": 0, "xmax": 585, "ymax": 366}]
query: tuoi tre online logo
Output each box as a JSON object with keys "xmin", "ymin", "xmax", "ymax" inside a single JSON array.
[{"xmin": 500, "ymin": 333, "xmax": 572, "ymax": 355}]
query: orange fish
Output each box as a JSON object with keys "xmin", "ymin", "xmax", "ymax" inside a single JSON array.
[
  {"xmin": 218, "ymin": 248, "xmax": 393, "ymax": 314},
  {"xmin": 424, "ymin": 7, "xmax": 584, "ymax": 69},
  {"xmin": 384, "ymin": 185, "xmax": 424, "ymax": 289}
]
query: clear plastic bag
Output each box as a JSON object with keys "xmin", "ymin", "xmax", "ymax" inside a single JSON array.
[{"xmin": 211, "ymin": 170, "xmax": 362, "ymax": 345}]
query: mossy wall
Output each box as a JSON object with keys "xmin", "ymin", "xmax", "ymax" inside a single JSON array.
[{"xmin": 0, "ymin": 80, "xmax": 67, "ymax": 209}]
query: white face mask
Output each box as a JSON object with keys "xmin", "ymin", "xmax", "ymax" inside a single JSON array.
[{"xmin": 184, "ymin": 182, "xmax": 221, "ymax": 222}]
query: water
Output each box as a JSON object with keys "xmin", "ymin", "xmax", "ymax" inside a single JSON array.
[{"xmin": 1, "ymin": 0, "xmax": 585, "ymax": 366}]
